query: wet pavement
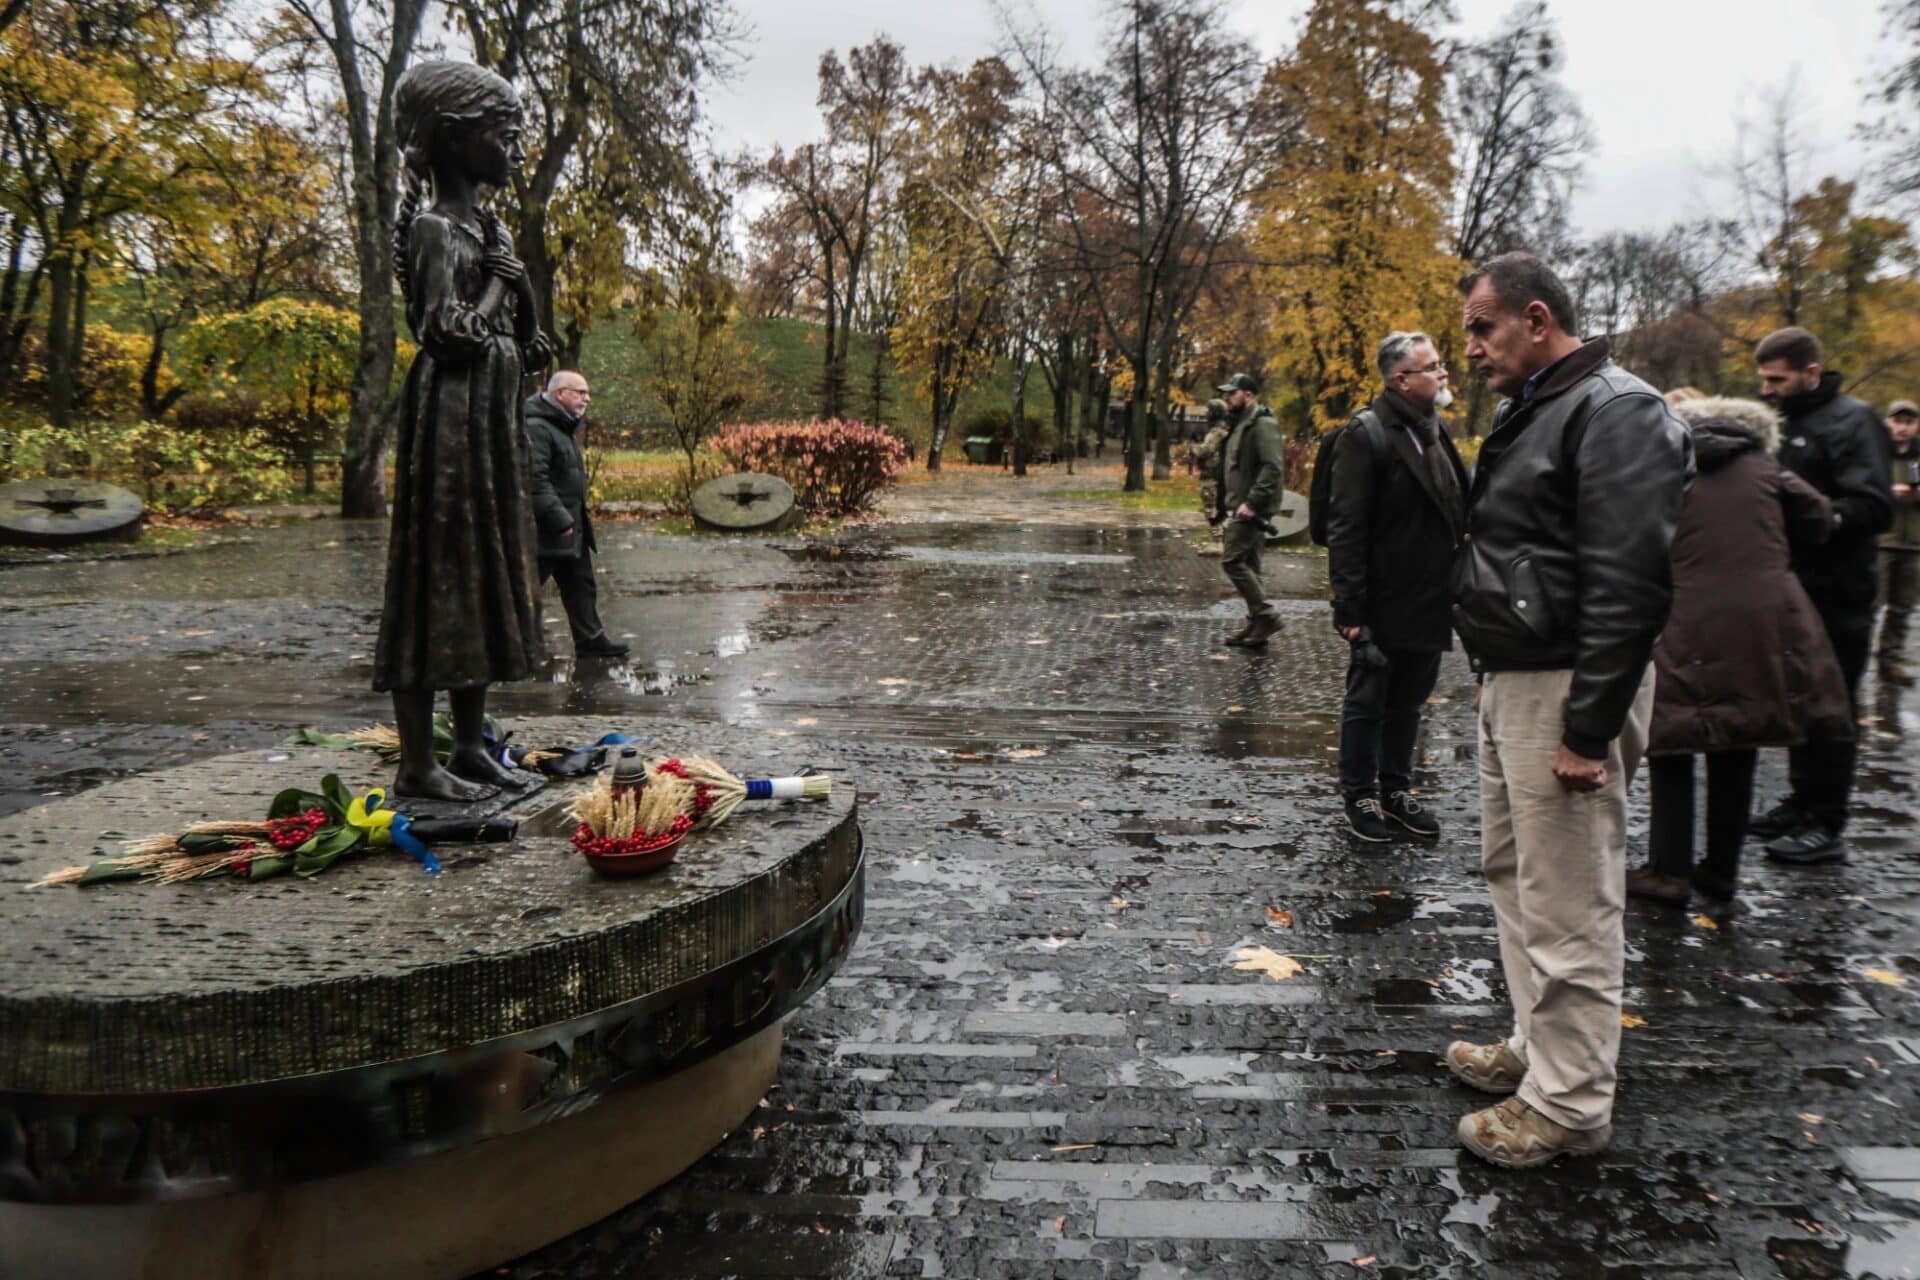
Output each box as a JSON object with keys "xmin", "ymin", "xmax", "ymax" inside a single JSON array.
[{"xmin": 2, "ymin": 502, "xmax": 1919, "ymax": 1278}]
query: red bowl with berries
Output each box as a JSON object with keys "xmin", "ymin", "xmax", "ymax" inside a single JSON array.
[{"xmin": 572, "ymin": 822, "xmax": 688, "ymax": 877}]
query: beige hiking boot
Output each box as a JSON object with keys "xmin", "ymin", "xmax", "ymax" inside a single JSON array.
[
  {"xmin": 1458, "ymin": 1096, "xmax": 1612, "ymax": 1169},
  {"xmin": 1444, "ymin": 1038, "xmax": 1526, "ymax": 1094}
]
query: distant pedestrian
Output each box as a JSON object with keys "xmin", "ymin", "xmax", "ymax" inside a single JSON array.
[
  {"xmin": 1445, "ymin": 252, "xmax": 1691, "ymax": 1169},
  {"xmin": 1325, "ymin": 331, "xmax": 1468, "ymax": 844},
  {"xmin": 1192, "ymin": 398, "xmax": 1231, "ymax": 544},
  {"xmin": 1746, "ymin": 327, "xmax": 1894, "ymax": 865},
  {"xmin": 1876, "ymin": 398, "xmax": 1920, "ymax": 686},
  {"xmin": 527, "ymin": 371, "xmax": 629, "ymax": 659},
  {"xmin": 1626, "ymin": 396, "xmax": 1852, "ymax": 918},
  {"xmin": 1212, "ymin": 372, "xmax": 1285, "ymax": 648}
]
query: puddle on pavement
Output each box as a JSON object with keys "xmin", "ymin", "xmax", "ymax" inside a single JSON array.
[{"xmin": 1331, "ymin": 893, "xmax": 1418, "ymax": 934}]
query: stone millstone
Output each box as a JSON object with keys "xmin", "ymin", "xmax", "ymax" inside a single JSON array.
[
  {"xmin": 692, "ymin": 471, "xmax": 798, "ymax": 533},
  {"xmin": 1265, "ymin": 488, "xmax": 1310, "ymax": 544},
  {"xmin": 0, "ymin": 479, "xmax": 144, "ymax": 546}
]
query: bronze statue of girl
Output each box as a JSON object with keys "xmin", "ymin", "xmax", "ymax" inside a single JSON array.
[{"xmin": 373, "ymin": 61, "xmax": 550, "ymax": 801}]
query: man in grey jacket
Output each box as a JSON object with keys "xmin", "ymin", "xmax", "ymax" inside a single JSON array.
[
  {"xmin": 1445, "ymin": 253, "xmax": 1691, "ymax": 1169},
  {"xmin": 527, "ymin": 371, "xmax": 627, "ymax": 659}
]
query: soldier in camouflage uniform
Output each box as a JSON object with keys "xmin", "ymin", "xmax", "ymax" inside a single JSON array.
[
  {"xmin": 1193, "ymin": 399, "xmax": 1231, "ymax": 540},
  {"xmin": 1879, "ymin": 398, "xmax": 1920, "ymax": 685}
]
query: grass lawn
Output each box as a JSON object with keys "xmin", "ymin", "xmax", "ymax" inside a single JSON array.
[{"xmin": 1041, "ymin": 476, "xmax": 1202, "ymax": 511}]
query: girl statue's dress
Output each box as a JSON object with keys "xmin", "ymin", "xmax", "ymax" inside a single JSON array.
[{"xmin": 373, "ymin": 210, "xmax": 543, "ymax": 692}]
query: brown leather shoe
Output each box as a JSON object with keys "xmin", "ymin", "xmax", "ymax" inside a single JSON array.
[
  {"xmin": 1222, "ymin": 621, "xmax": 1254, "ymax": 647},
  {"xmin": 1444, "ymin": 1038, "xmax": 1526, "ymax": 1094},
  {"xmin": 1459, "ymin": 1096, "xmax": 1611, "ymax": 1169},
  {"xmin": 1625, "ymin": 863, "xmax": 1690, "ymax": 907}
]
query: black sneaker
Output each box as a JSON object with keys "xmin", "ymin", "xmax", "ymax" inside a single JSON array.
[
  {"xmin": 1345, "ymin": 797, "xmax": 1395, "ymax": 844},
  {"xmin": 1383, "ymin": 790, "xmax": 1440, "ymax": 840},
  {"xmin": 1748, "ymin": 800, "xmax": 1804, "ymax": 840},
  {"xmin": 1764, "ymin": 825, "xmax": 1846, "ymax": 866}
]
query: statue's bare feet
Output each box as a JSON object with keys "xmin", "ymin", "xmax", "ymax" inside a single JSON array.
[
  {"xmin": 393, "ymin": 764, "xmax": 492, "ymax": 803},
  {"xmin": 447, "ymin": 747, "xmax": 520, "ymax": 790}
]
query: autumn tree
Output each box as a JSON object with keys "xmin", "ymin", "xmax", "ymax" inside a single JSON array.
[
  {"xmin": 892, "ymin": 57, "xmax": 1020, "ymax": 470},
  {"xmin": 0, "ymin": 0, "xmax": 255, "ymax": 423},
  {"xmin": 758, "ymin": 38, "xmax": 914, "ymax": 420},
  {"xmin": 453, "ymin": 0, "xmax": 734, "ymax": 366},
  {"xmin": 275, "ymin": 0, "xmax": 429, "ymax": 517},
  {"xmin": 180, "ymin": 297, "xmax": 359, "ymax": 493},
  {"xmin": 640, "ymin": 191, "xmax": 757, "ymax": 502},
  {"xmin": 1253, "ymin": 0, "xmax": 1458, "ymax": 432},
  {"xmin": 115, "ymin": 116, "xmax": 340, "ymax": 420},
  {"xmin": 1009, "ymin": 0, "xmax": 1267, "ymax": 490}
]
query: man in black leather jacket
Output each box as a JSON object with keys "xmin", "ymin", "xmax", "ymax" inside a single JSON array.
[
  {"xmin": 1441, "ymin": 253, "xmax": 1692, "ymax": 1171},
  {"xmin": 1747, "ymin": 326, "xmax": 1893, "ymax": 864}
]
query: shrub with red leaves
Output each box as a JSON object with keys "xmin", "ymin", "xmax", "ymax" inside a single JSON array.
[{"xmin": 708, "ymin": 419, "xmax": 907, "ymax": 516}]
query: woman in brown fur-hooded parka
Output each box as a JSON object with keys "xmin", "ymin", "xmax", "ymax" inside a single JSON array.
[{"xmin": 1628, "ymin": 395, "xmax": 1854, "ymax": 914}]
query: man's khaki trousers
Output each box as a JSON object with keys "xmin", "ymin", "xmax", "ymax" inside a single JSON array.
[{"xmin": 1477, "ymin": 666, "xmax": 1653, "ymax": 1131}]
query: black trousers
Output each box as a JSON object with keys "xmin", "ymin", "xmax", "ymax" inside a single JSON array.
[
  {"xmin": 538, "ymin": 554, "xmax": 608, "ymax": 647},
  {"xmin": 1650, "ymin": 750, "xmax": 1757, "ymax": 899},
  {"xmin": 1786, "ymin": 602, "xmax": 1874, "ymax": 833},
  {"xmin": 1338, "ymin": 646, "xmax": 1443, "ymax": 800}
]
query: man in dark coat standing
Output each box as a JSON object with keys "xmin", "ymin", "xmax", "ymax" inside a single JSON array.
[
  {"xmin": 1326, "ymin": 331, "xmax": 1468, "ymax": 844},
  {"xmin": 1748, "ymin": 327, "xmax": 1894, "ymax": 864},
  {"xmin": 527, "ymin": 370, "xmax": 628, "ymax": 658}
]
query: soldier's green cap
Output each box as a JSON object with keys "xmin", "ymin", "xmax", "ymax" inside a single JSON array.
[
  {"xmin": 1889, "ymin": 399, "xmax": 1919, "ymax": 419},
  {"xmin": 1217, "ymin": 372, "xmax": 1260, "ymax": 394}
]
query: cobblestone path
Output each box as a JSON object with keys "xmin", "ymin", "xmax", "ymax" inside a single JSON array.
[{"xmin": 0, "ymin": 508, "xmax": 1916, "ymax": 1278}]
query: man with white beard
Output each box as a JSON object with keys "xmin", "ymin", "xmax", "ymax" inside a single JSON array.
[{"xmin": 1323, "ymin": 331, "xmax": 1472, "ymax": 843}]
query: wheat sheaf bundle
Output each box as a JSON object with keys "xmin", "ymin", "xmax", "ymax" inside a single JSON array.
[
  {"xmin": 567, "ymin": 767, "xmax": 695, "ymax": 840},
  {"xmin": 676, "ymin": 755, "xmax": 831, "ymax": 827}
]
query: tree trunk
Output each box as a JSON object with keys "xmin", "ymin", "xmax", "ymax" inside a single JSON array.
[
  {"xmin": 44, "ymin": 251, "xmax": 74, "ymax": 431},
  {"xmin": 1123, "ymin": 338, "xmax": 1150, "ymax": 491},
  {"xmin": 1150, "ymin": 341, "xmax": 1174, "ymax": 480},
  {"xmin": 1011, "ymin": 362, "xmax": 1029, "ymax": 478}
]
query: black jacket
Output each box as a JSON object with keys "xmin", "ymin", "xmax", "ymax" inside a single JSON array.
[
  {"xmin": 1775, "ymin": 372, "xmax": 1894, "ymax": 608},
  {"xmin": 1451, "ymin": 339, "xmax": 1693, "ymax": 759},
  {"xmin": 1325, "ymin": 392, "xmax": 1469, "ymax": 652},
  {"xmin": 526, "ymin": 394, "xmax": 594, "ymax": 560}
]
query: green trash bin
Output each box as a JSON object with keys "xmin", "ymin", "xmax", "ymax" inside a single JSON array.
[{"xmin": 963, "ymin": 436, "xmax": 993, "ymax": 465}]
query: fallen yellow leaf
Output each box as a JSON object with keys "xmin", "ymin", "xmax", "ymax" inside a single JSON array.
[
  {"xmin": 1621, "ymin": 1011, "xmax": 1647, "ymax": 1028},
  {"xmin": 1266, "ymin": 905, "xmax": 1294, "ymax": 929},
  {"xmin": 1862, "ymin": 967, "xmax": 1909, "ymax": 987},
  {"xmin": 1232, "ymin": 945, "xmax": 1304, "ymax": 982},
  {"xmin": 1692, "ymin": 914, "xmax": 1719, "ymax": 931}
]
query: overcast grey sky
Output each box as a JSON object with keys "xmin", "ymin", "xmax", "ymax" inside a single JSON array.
[{"xmin": 705, "ymin": 0, "xmax": 1891, "ymax": 237}]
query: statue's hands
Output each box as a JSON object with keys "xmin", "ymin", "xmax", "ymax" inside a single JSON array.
[
  {"xmin": 483, "ymin": 246, "xmax": 526, "ymax": 285},
  {"xmin": 521, "ymin": 329, "xmax": 554, "ymax": 371}
]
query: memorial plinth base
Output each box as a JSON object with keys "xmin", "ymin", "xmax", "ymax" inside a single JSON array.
[
  {"xmin": 1, "ymin": 717, "xmax": 863, "ymax": 1279},
  {"xmin": 1, "ymin": 1022, "xmax": 780, "ymax": 1280}
]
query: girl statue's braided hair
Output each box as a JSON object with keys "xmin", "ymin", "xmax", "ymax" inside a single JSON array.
[{"xmin": 390, "ymin": 60, "xmax": 520, "ymax": 303}]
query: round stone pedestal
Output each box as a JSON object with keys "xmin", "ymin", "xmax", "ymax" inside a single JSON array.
[{"xmin": 0, "ymin": 718, "xmax": 863, "ymax": 1279}]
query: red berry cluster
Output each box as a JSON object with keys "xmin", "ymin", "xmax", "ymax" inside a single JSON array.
[
  {"xmin": 266, "ymin": 808, "xmax": 328, "ymax": 851},
  {"xmin": 570, "ymin": 813, "xmax": 693, "ymax": 858}
]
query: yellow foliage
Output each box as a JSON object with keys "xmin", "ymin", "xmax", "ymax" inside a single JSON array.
[{"xmin": 1250, "ymin": 0, "xmax": 1461, "ymax": 432}]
